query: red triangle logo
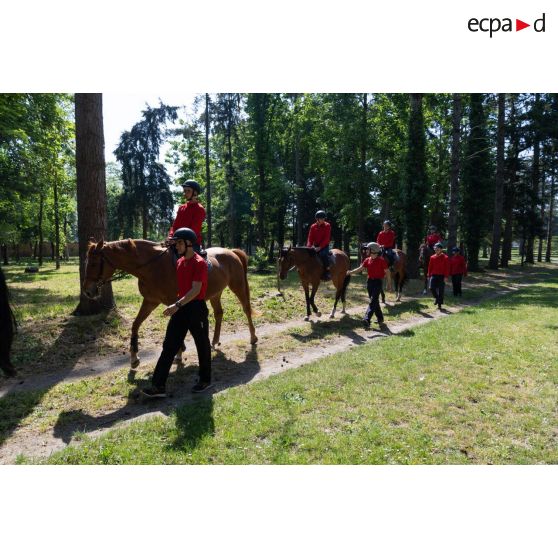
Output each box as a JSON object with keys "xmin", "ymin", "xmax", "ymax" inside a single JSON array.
[{"xmin": 516, "ymin": 19, "xmax": 530, "ymax": 31}]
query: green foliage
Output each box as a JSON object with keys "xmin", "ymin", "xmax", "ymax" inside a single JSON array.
[{"xmin": 114, "ymin": 103, "xmax": 178, "ymax": 240}]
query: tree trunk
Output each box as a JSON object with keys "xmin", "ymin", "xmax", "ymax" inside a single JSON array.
[
  {"xmin": 358, "ymin": 93, "xmax": 368, "ymax": 244},
  {"xmin": 546, "ymin": 153, "xmax": 555, "ymax": 262},
  {"xmin": 226, "ymin": 121, "xmax": 235, "ymax": 247},
  {"xmin": 294, "ymin": 94, "xmax": 304, "ymax": 247},
  {"xmin": 38, "ymin": 192, "xmax": 44, "ymax": 267},
  {"xmin": 447, "ymin": 94, "xmax": 462, "ymax": 250},
  {"xmin": 257, "ymin": 165, "xmax": 266, "ymax": 248},
  {"xmin": 63, "ymin": 214, "xmax": 69, "ymax": 261},
  {"xmin": 1, "ymin": 244, "xmax": 8, "ymax": 266},
  {"xmin": 205, "ymin": 93, "xmax": 212, "ymax": 248},
  {"xmin": 404, "ymin": 94, "xmax": 427, "ymax": 279},
  {"xmin": 488, "ymin": 93, "xmax": 505, "ymax": 269},
  {"xmin": 526, "ymin": 94, "xmax": 540, "ymax": 265},
  {"xmin": 537, "ymin": 167, "xmax": 545, "ymax": 262},
  {"xmin": 73, "ymin": 93, "xmax": 114, "ymax": 315},
  {"xmin": 54, "ymin": 170, "xmax": 60, "ymax": 269},
  {"xmin": 501, "ymin": 96, "xmax": 518, "ymax": 267}
]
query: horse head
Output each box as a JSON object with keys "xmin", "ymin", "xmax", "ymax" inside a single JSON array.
[
  {"xmin": 418, "ymin": 243, "xmax": 431, "ymax": 265},
  {"xmin": 82, "ymin": 239, "xmax": 115, "ymax": 299},
  {"xmin": 278, "ymin": 246, "xmax": 293, "ymax": 280}
]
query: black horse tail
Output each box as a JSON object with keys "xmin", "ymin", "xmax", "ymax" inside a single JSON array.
[{"xmin": 0, "ymin": 267, "xmax": 17, "ymax": 377}]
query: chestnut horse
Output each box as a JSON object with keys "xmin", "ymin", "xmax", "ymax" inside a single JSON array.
[
  {"xmin": 278, "ymin": 246, "xmax": 351, "ymax": 320},
  {"xmin": 83, "ymin": 239, "xmax": 258, "ymax": 368},
  {"xmin": 418, "ymin": 243, "xmax": 434, "ymax": 294}
]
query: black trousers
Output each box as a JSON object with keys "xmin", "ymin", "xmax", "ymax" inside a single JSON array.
[
  {"xmin": 430, "ymin": 274, "xmax": 445, "ymax": 306},
  {"xmin": 451, "ymin": 274, "xmax": 463, "ymax": 296},
  {"xmin": 364, "ymin": 278, "xmax": 384, "ymax": 323},
  {"xmin": 314, "ymin": 246, "xmax": 329, "ymax": 269},
  {"xmin": 152, "ymin": 300, "xmax": 211, "ymax": 388}
]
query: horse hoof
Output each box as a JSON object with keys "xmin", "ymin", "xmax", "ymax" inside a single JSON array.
[
  {"xmin": 340, "ymin": 310, "xmax": 346, "ymax": 314},
  {"xmin": 329, "ymin": 313, "xmax": 335, "ymax": 319},
  {"xmin": 130, "ymin": 358, "xmax": 140, "ymax": 369},
  {"xmin": 315, "ymin": 312, "xmax": 322, "ymax": 317},
  {"xmin": 251, "ymin": 337, "xmax": 258, "ymax": 345},
  {"xmin": 304, "ymin": 316, "xmax": 310, "ymax": 321}
]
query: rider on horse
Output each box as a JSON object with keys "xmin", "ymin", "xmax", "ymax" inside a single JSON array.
[
  {"xmin": 307, "ymin": 210, "xmax": 331, "ymax": 280},
  {"xmin": 426, "ymin": 225, "xmax": 443, "ymax": 250},
  {"xmin": 168, "ymin": 179, "xmax": 207, "ymax": 258},
  {"xmin": 376, "ymin": 219, "xmax": 397, "ymax": 271}
]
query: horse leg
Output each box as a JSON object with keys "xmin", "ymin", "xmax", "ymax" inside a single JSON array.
[
  {"xmin": 340, "ymin": 274, "xmax": 350, "ymax": 314},
  {"xmin": 228, "ymin": 276, "xmax": 258, "ymax": 344},
  {"xmin": 330, "ymin": 271, "xmax": 346, "ymax": 318},
  {"xmin": 395, "ymin": 273, "xmax": 402, "ymax": 302},
  {"xmin": 386, "ymin": 272, "xmax": 393, "ymax": 293},
  {"xmin": 310, "ymin": 283, "xmax": 321, "ymax": 317},
  {"xmin": 209, "ymin": 295, "xmax": 224, "ymax": 347},
  {"xmin": 130, "ymin": 299, "xmax": 159, "ymax": 369},
  {"xmin": 174, "ymin": 341, "xmax": 187, "ymax": 364},
  {"xmin": 303, "ymin": 284, "xmax": 311, "ymax": 321}
]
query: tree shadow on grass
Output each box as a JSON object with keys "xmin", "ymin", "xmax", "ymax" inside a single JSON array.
[
  {"xmin": 0, "ymin": 309, "xmax": 117, "ymax": 453},
  {"xmin": 49, "ymin": 345, "xmax": 261, "ymax": 456}
]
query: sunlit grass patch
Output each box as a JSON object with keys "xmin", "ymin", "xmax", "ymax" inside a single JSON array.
[{"xmin": 38, "ymin": 272, "xmax": 558, "ymax": 465}]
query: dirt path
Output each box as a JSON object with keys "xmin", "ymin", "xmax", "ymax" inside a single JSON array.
[{"xmin": 0, "ymin": 274, "xmax": 530, "ymax": 464}]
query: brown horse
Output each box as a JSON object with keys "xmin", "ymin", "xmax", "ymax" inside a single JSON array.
[
  {"xmin": 418, "ymin": 243, "xmax": 434, "ymax": 294},
  {"xmin": 83, "ymin": 239, "xmax": 258, "ymax": 368},
  {"xmin": 278, "ymin": 246, "xmax": 351, "ymax": 320},
  {"xmin": 382, "ymin": 249, "xmax": 408, "ymax": 302}
]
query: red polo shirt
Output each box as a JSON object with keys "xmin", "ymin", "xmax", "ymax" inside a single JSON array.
[
  {"xmin": 307, "ymin": 221, "xmax": 331, "ymax": 250},
  {"xmin": 428, "ymin": 253, "xmax": 450, "ymax": 277},
  {"xmin": 426, "ymin": 233, "xmax": 442, "ymax": 246},
  {"xmin": 449, "ymin": 254, "xmax": 467, "ymax": 276},
  {"xmin": 168, "ymin": 201, "xmax": 206, "ymax": 245},
  {"xmin": 376, "ymin": 229, "xmax": 396, "ymax": 249},
  {"xmin": 362, "ymin": 256, "xmax": 388, "ymax": 279},
  {"xmin": 176, "ymin": 253, "xmax": 208, "ymax": 300}
]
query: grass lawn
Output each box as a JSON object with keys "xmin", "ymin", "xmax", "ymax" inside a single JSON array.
[
  {"xmin": 32, "ymin": 270, "xmax": 558, "ymax": 465},
  {"xmin": 2, "ymin": 253, "xmax": 554, "ymax": 377}
]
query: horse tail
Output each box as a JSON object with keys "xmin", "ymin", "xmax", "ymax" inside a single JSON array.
[
  {"xmin": 231, "ymin": 248, "xmax": 253, "ymax": 315},
  {"xmin": 341, "ymin": 273, "xmax": 351, "ymax": 300}
]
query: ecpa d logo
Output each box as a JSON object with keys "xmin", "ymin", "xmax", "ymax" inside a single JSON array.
[{"xmin": 468, "ymin": 13, "xmax": 546, "ymax": 37}]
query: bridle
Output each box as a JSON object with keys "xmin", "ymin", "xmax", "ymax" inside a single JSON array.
[{"xmin": 86, "ymin": 242, "xmax": 170, "ymax": 290}]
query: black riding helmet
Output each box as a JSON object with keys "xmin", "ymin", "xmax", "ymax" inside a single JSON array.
[
  {"xmin": 315, "ymin": 210, "xmax": 326, "ymax": 220},
  {"xmin": 429, "ymin": 225, "xmax": 437, "ymax": 231},
  {"xmin": 182, "ymin": 179, "xmax": 201, "ymax": 194},
  {"xmin": 172, "ymin": 227, "xmax": 197, "ymax": 244}
]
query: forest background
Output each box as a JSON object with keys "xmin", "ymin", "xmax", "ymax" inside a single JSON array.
[{"xmin": 2, "ymin": 93, "xmax": 557, "ymax": 287}]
